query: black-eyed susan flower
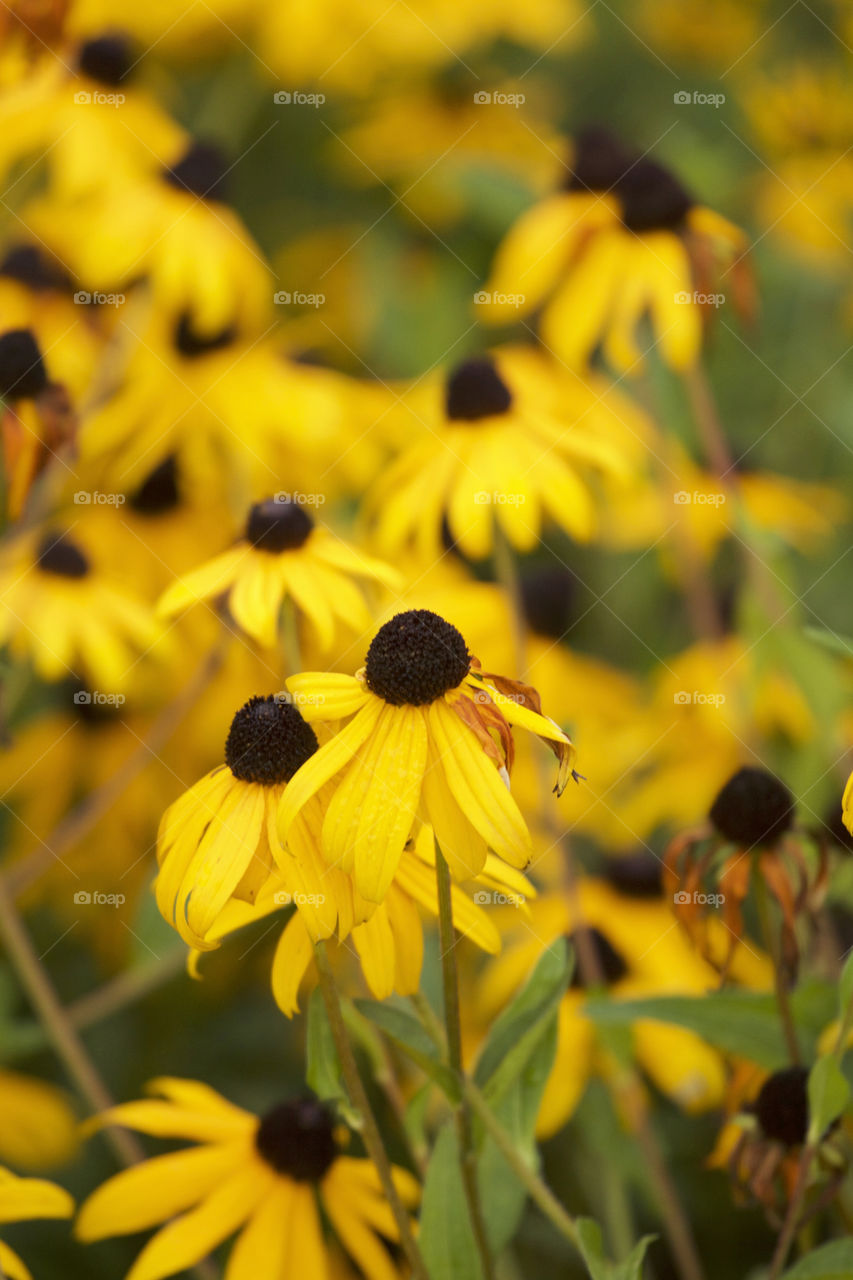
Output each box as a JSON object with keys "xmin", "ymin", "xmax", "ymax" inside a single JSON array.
[
  {"xmin": 667, "ymin": 766, "xmax": 825, "ymax": 981},
  {"xmin": 365, "ymin": 349, "xmax": 630, "ymax": 561},
  {"xmin": 0, "ymin": 1166, "xmax": 73, "ymax": 1280},
  {"xmin": 76, "ymin": 1079, "xmax": 419, "ymax": 1280},
  {"xmin": 0, "ymin": 1071, "xmax": 77, "ymax": 1172},
  {"xmin": 156, "ymin": 694, "xmax": 336, "ymax": 951},
  {"xmin": 158, "ymin": 499, "xmax": 399, "ymax": 652},
  {"xmin": 479, "ymin": 127, "xmax": 750, "ymax": 372},
  {"xmin": 0, "ymin": 528, "xmax": 164, "ymax": 688},
  {"xmin": 279, "ymin": 608, "xmax": 576, "ymax": 904},
  {"xmin": 192, "ymin": 826, "xmax": 534, "ymax": 1014}
]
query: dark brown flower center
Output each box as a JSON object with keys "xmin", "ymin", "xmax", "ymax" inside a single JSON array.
[
  {"xmin": 365, "ymin": 610, "xmax": 470, "ymax": 706},
  {"xmin": 564, "ymin": 127, "xmax": 693, "ymax": 232},
  {"xmin": 0, "ymin": 328, "xmax": 48, "ymax": 400},
  {"xmin": 753, "ymin": 1067, "xmax": 809, "ymax": 1146},
  {"xmin": 567, "ymin": 926, "xmax": 629, "ymax": 987},
  {"xmin": 37, "ymin": 532, "xmax": 90, "ymax": 579},
  {"xmin": 255, "ymin": 1098, "xmax": 337, "ymax": 1181},
  {"xmin": 129, "ymin": 456, "xmax": 180, "ymax": 515},
  {"xmin": 445, "ymin": 357, "xmax": 512, "ymax": 421},
  {"xmin": 225, "ymin": 695, "xmax": 318, "ymax": 785},
  {"xmin": 709, "ymin": 767, "xmax": 794, "ymax": 849},
  {"xmin": 246, "ymin": 499, "xmax": 313, "ymax": 553},
  {"xmin": 78, "ymin": 34, "xmax": 133, "ymax": 85},
  {"xmin": 164, "ymin": 142, "xmax": 229, "ymax": 201}
]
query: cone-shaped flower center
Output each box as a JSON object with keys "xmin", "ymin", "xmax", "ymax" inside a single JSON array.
[
  {"xmin": 0, "ymin": 328, "xmax": 47, "ymax": 400},
  {"xmin": 567, "ymin": 926, "xmax": 628, "ymax": 987},
  {"xmin": 246, "ymin": 499, "xmax": 313, "ymax": 553},
  {"xmin": 754, "ymin": 1066, "xmax": 809, "ymax": 1146},
  {"xmin": 225, "ymin": 695, "xmax": 318, "ymax": 785},
  {"xmin": 520, "ymin": 565, "xmax": 575, "ymax": 640},
  {"xmin": 129, "ymin": 455, "xmax": 181, "ymax": 514},
  {"xmin": 365, "ymin": 609, "xmax": 470, "ymax": 706},
  {"xmin": 255, "ymin": 1098, "xmax": 337, "ymax": 1181},
  {"xmin": 37, "ymin": 532, "xmax": 90, "ymax": 579},
  {"xmin": 709, "ymin": 766, "xmax": 794, "ymax": 848},
  {"xmin": 164, "ymin": 142, "xmax": 228, "ymax": 201},
  {"xmin": 0, "ymin": 246, "xmax": 69, "ymax": 293},
  {"xmin": 603, "ymin": 851, "xmax": 663, "ymax": 898},
  {"xmin": 78, "ymin": 35, "xmax": 133, "ymax": 85},
  {"xmin": 445, "ymin": 357, "xmax": 512, "ymax": 421},
  {"xmin": 564, "ymin": 127, "xmax": 692, "ymax": 232}
]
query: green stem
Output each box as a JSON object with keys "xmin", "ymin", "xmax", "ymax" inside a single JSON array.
[
  {"xmin": 462, "ymin": 1077, "xmax": 581, "ymax": 1250},
  {"xmin": 313, "ymin": 941, "xmax": 429, "ymax": 1280},
  {"xmin": 434, "ymin": 844, "xmax": 495, "ymax": 1280},
  {"xmin": 754, "ymin": 872, "xmax": 801, "ymax": 1064}
]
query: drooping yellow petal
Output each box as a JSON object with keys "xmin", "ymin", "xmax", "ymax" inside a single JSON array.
[
  {"xmin": 0, "ymin": 1172, "xmax": 74, "ymax": 1225},
  {"xmin": 427, "ymin": 699, "xmax": 530, "ymax": 869},
  {"xmin": 270, "ymin": 913, "xmax": 315, "ymax": 1017},
  {"xmin": 323, "ymin": 704, "xmax": 428, "ymax": 902},
  {"xmin": 353, "ymin": 905, "xmax": 396, "ymax": 1000},
  {"xmin": 75, "ymin": 1142, "xmax": 247, "ymax": 1241},
  {"xmin": 157, "ymin": 547, "xmax": 246, "ymax": 617},
  {"xmin": 284, "ymin": 673, "xmax": 370, "ymax": 722},
  {"xmin": 540, "ymin": 229, "xmax": 625, "ymax": 368},
  {"xmin": 385, "ymin": 885, "xmax": 424, "ymax": 995},
  {"xmin": 125, "ymin": 1164, "xmax": 271, "ymax": 1280},
  {"xmin": 278, "ymin": 699, "xmax": 385, "ymax": 841}
]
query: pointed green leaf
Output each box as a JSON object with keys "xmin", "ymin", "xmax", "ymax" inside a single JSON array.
[
  {"xmin": 781, "ymin": 1239, "xmax": 853, "ymax": 1278},
  {"xmin": 807, "ymin": 1055, "xmax": 850, "ymax": 1142},
  {"xmin": 419, "ymin": 1122, "xmax": 484, "ymax": 1280}
]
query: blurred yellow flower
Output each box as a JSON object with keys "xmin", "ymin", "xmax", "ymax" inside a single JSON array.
[{"xmin": 0, "ymin": 1165, "xmax": 73, "ymax": 1280}]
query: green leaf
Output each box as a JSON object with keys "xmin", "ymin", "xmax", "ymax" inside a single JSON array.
[
  {"xmin": 803, "ymin": 626, "xmax": 853, "ymax": 661},
  {"xmin": 584, "ymin": 982, "xmax": 835, "ymax": 1068},
  {"xmin": 474, "ymin": 937, "xmax": 570, "ymax": 1099},
  {"xmin": 355, "ymin": 999, "xmax": 460, "ymax": 1100},
  {"xmin": 306, "ymin": 988, "xmax": 344, "ymax": 1104},
  {"xmin": 419, "ymin": 1122, "xmax": 484, "ymax": 1280},
  {"xmin": 807, "ymin": 1056, "xmax": 850, "ymax": 1142},
  {"xmin": 781, "ymin": 1239, "xmax": 853, "ymax": 1278},
  {"xmin": 576, "ymin": 1218, "xmax": 655, "ymax": 1280},
  {"xmin": 477, "ymin": 999, "xmax": 559, "ymax": 1254}
]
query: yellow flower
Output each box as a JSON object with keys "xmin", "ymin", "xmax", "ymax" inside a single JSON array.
[
  {"xmin": 193, "ymin": 827, "xmax": 534, "ymax": 1015},
  {"xmin": 30, "ymin": 141, "xmax": 272, "ymax": 339},
  {"xmin": 279, "ymin": 608, "xmax": 576, "ymax": 903},
  {"xmin": 0, "ymin": 528, "xmax": 164, "ymax": 688},
  {"xmin": 0, "ymin": 1072, "xmax": 77, "ymax": 1172},
  {"xmin": 76, "ymin": 1078, "xmax": 418, "ymax": 1280},
  {"xmin": 158, "ymin": 499, "xmax": 400, "ymax": 652},
  {"xmin": 480, "ymin": 127, "xmax": 748, "ymax": 372},
  {"xmin": 78, "ymin": 321, "xmax": 353, "ymax": 501},
  {"xmin": 365, "ymin": 348, "xmax": 631, "ymax": 561},
  {"xmin": 0, "ymin": 1166, "xmax": 73, "ymax": 1280},
  {"xmin": 156, "ymin": 695, "xmax": 327, "ymax": 950}
]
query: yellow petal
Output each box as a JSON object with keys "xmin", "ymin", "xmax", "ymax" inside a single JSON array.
[
  {"xmin": 278, "ymin": 699, "xmax": 384, "ymax": 841},
  {"xmin": 270, "ymin": 913, "xmax": 314, "ymax": 1017}
]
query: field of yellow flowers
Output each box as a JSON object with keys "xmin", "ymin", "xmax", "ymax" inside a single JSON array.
[{"xmin": 1, "ymin": 3, "xmax": 853, "ymax": 1279}]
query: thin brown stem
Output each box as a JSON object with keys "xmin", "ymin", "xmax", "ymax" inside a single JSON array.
[
  {"xmin": 769, "ymin": 1143, "xmax": 814, "ymax": 1280},
  {"xmin": 434, "ymin": 843, "xmax": 495, "ymax": 1280},
  {"xmin": 754, "ymin": 872, "xmax": 801, "ymax": 1064},
  {"xmin": 313, "ymin": 940, "xmax": 429, "ymax": 1280},
  {"xmin": 0, "ymin": 876, "xmax": 142, "ymax": 1167}
]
